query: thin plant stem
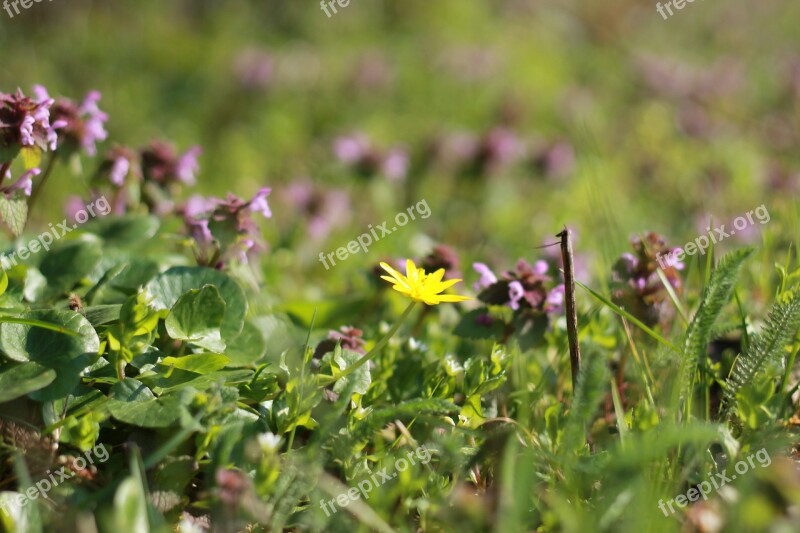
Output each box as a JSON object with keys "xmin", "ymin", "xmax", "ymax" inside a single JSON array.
[{"xmin": 557, "ymin": 227, "xmax": 582, "ymax": 391}]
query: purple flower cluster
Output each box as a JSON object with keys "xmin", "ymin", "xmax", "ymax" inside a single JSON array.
[
  {"xmin": 0, "ymin": 87, "xmax": 61, "ymax": 157},
  {"xmin": 473, "ymin": 259, "xmax": 565, "ymax": 315},
  {"xmin": 43, "ymin": 87, "xmax": 109, "ymax": 157},
  {"xmin": 0, "ymin": 86, "xmax": 107, "ymax": 203},
  {"xmin": 432, "ymin": 127, "xmax": 575, "ymax": 180},
  {"xmin": 141, "ymin": 140, "xmax": 202, "ymax": 187},
  {"xmin": 280, "ymin": 180, "xmax": 351, "ymax": 240},
  {"xmin": 611, "ymin": 232, "xmax": 683, "ymax": 328},
  {"xmin": 181, "ymin": 188, "xmax": 272, "ymax": 267},
  {"xmin": 313, "ymin": 326, "xmax": 367, "ymax": 360},
  {"xmin": 333, "ymin": 133, "xmax": 408, "ymax": 182}
]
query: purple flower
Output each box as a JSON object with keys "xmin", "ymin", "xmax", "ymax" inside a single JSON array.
[
  {"xmin": 48, "ymin": 89, "xmax": 109, "ymax": 157},
  {"xmin": 249, "ymin": 187, "xmax": 272, "ymax": 218},
  {"xmin": 333, "ymin": 133, "xmax": 408, "ymax": 181},
  {"xmin": 420, "ymin": 245, "xmax": 462, "ymax": 280},
  {"xmin": 233, "ymin": 48, "xmax": 274, "ymax": 91},
  {"xmin": 140, "ymin": 140, "xmax": 201, "ymax": 186},
  {"xmin": 1, "ymin": 167, "xmax": 39, "ymax": 197},
  {"xmin": 109, "ymin": 156, "xmax": 130, "ymax": 187},
  {"xmin": 334, "ymin": 134, "xmax": 370, "ymax": 164},
  {"xmin": 611, "ymin": 232, "xmax": 683, "ymax": 328},
  {"xmin": 381, "ymin": 148, "xmax": 409, "ymax": 182},
  {"xmin": 473, "ymin": 262, "xmax": 498, "ymax": 292},
  {"xmin": 533, "ymin": 260, "xmax": 548, "ymax": 276},
  {"xmin": 94, "ymin": 146, "xmax": 140, "ymax": 191},
  {"xmin": 0, "ymin": 87, "xmax": 60, "ymax": 157},
  {"xmin": 508, "ymin": 281, "xmax": 525, "ymax": 310},
  {"xmin": 181, "ymin": 188, "xmax": 272, "ymax": 267},
  {"xmin": 175, "ymin": 146, "xmax": 202, "ymax": 186},
  {"xmin": 545, "ymin": 284, "xmax": 565, "ymax": 314},
  {"xmin": 281, "ymin": 181, "xmax": 351, "ymax": 240}
]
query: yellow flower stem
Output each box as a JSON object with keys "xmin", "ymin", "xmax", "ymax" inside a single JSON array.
[{"xmin": 318, "ymin": 301, "xmax": 417, "ymax": 387}]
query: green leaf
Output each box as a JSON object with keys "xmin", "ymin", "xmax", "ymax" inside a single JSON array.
[
  {"xmin": 0, "ymin": 194, "xmax": 28, "ymax": 237},
  {"xmin": 82, "ymin": 304, "xmax": 122, "ymax": 326},
  {"xmin": 0, "ymin": 362, "xmax": 56, "ymax": 402},
  {"xmin": 85, "ymin": 214, "xmax": 160, "ymax": 247},
  {"xmin": 0, "ymin": 310, "xmax": 99, "ymax": 400},
  {"xmin": 112, "ymin": 460, "xmax": 150, "ymax": 532},
  {"xmin": 224, "ymin": 320, "xmax": 267, "ymax": 366},
  {"xmin": 107, "ymin": 378, "xmax": 185, "ymax": 428},
  {"xmin": 723, "ymin": 288, "xmax": 800, "ymax": 417},
  {"xmin": 680, "ymin": 248, "xmax": 752, "ymax": 408},
  {"xmin": 145, "ymin": 266, "xmax": 247, "ymax": 341},
  {"xmin": 39, "ymin": 236, "xmax": 104, "ymax": 293},
  {"xmin": 454, "ymin": 308, "xmax": 506, "ymax": 339},
  {"xmin": 329, "ymin": 346, "xmax": 371, "ymax": 395},
  {"xmin": 165, "ymin": 285, "xmax": 227, "ymax": 351},
  {"xmin": 160, "ymin": 353, "xmax": 230, "ymax": 374}
]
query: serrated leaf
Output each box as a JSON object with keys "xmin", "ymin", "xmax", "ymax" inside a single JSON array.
[{"xmin": 0, "ymin": 195, "xmax": 28, "ymax": 237}]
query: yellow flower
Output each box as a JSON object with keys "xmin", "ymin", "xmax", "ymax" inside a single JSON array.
[{"xmin": 379, "ymin": 259, "xmax": 472, "ymax": 306}]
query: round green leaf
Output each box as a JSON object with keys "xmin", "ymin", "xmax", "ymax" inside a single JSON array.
[
  {"xmin": 165, "ymin": 285, "xmax": 226, "ymax": 352},
  {"xmin": 145, "ymin": 267, "xmax": 247, "ymax": 340}
]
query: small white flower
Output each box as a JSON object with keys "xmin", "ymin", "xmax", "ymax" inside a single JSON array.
[{"xmin": 257, "ymin": 432, "xmax": 282, "ymax": 453}]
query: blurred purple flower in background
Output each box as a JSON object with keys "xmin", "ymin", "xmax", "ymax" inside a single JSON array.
[
  {"xmin": 420, "ymin": 245, "xmax": 462, "ymax": 280},
  {"xmin": 473, "ymin": 262, "xmax": 498, "ymax": 292},
  {"xmin": 141, "ymin": 140, "xmax": 202, "ymax": 186},
  {"xmin": 48, "ymin": 88, "xmax": 109, "ymax": 156},
  {"xmin": 281, "ymin": 180, "xmax": 351, "ymax": 240},
  {"xmin": 530, "ymin": 140, "xmax": 575, "ymax": 180},
  {"xmin": 333, "ymin": 133, "xmax": 408, "ymax": 181},
  {"xmin": 233, "ymin": 48, "xmax": 275, "ymax": 91}
]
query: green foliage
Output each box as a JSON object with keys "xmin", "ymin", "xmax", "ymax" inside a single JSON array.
[
  {"xmin": 679, "ymin": 249, "xmax": 752, "ymax": 415},
  {"xmin": 723, "ymin": 288, "xmax": 800, "ymax": 419}
]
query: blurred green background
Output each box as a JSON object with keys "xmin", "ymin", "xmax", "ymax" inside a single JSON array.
[{"xmin": 1, "ymin": 0, "xmax": 799, "ymax": 301}]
